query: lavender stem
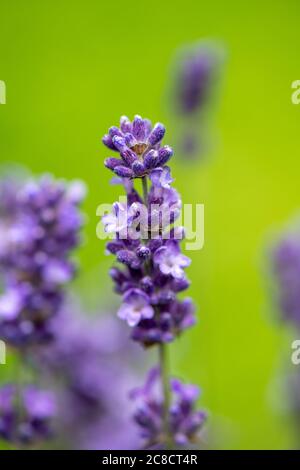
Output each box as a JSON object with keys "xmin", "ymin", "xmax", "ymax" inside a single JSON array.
[
  {"xmin": 159, "ymin": 342, "xmax": 172, "ymax": 448},
  {"xmin": 142, "ymin": 176, "xmax": 148, "ymax": 205}
]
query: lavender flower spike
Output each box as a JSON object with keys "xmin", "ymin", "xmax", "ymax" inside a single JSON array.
[
  {"xmin": 0, "ymin": 384, "xmax": 56, "ymax": 445},
  {"xmin": 0, "ymin": 175, "xmax": 85, "ymax": 346},
  {"xmin": 272, "ymin": 231, "xmax": 300, "ymax": 329},
  {"xmin": 101, "ymin": 115, "xmax": 205, "ymax": 448}
]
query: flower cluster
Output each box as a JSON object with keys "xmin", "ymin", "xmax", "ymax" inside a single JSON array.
[
  {"xmin": 0, "ymin": 384, "xmax": 56, "ymax": 445},
  {"xmin": 103, "ymin": 115, "xmax": 173, "ymax": 179},
  {"xmin": 272, "ymin": 231, "xmax": 300, "ymax": 329},
  {"xmin": 130, "ymin": 368, "xmax": 206, "ymax": 448},
  {"xmin": 0, "ymin": 176, "xmax": 85, "ymax": 346},
  {"xmin": 102, "ymin": 115, "xmax": 206, "ymax": 448},
  {"xmin": 102, "ymin": 118, "xmax": 195, "ymax": 346},
  {"xmin": 36, "ymin": 306, "xmax": 140, "ymax": 449}
]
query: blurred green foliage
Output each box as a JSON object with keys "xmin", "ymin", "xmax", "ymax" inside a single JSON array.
[{"xmin": 0, "ymin": 0, "xmax": 300, "ymax": 449}]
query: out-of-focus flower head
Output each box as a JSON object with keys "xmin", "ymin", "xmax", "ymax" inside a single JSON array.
[
  {"xmin": 167, "ymin": 41, "xmax": 225, "ymax": 159},
  {"xmin": 0, "ymin": 175, "xmax": 86, "ymax": 346},
  {"xmin": 271, "ymin": 229, "xmax": 300, "ymax": 329},
  {"xmin": 37, "ymin": 306, "xmax": 141, "ymax": 450},
  {"xmin": 0, "ymin": 384, "xmax": 56, "ymax": 445}
]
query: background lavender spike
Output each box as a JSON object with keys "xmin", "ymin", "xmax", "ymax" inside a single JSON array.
[
  {"xmin": 0, "ymin": 384, "xmax": 56, "ymax": 446},
  {"xmin": 35, "ymin": 306, "xmax": 141, "ymax": 450},
  {"xmin": 271, "ymin": 230, "xmax": 300, "ymax": 329},
  {"xmin": 167, "ymin": 41, "xmax": 224, "ymax": 159},
  {"xmin": 0, "ymin": 175, "xmax": 86, "ymax": 346}
]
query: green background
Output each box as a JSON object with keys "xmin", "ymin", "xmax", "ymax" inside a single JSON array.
[{"xmin": 1, "ymin": 0, "xmax": 300, "ymax": 449}]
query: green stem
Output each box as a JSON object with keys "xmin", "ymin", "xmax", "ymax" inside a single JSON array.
[
  {"xmin": 159, "ymin": 343, "xmax": 172, "ymax": 449},
  {"xmin": 142, "ymin": 176, "xmax": 148, "ymax": 205}
]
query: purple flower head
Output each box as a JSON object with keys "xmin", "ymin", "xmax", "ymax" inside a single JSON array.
[
  {"xmin": 130, "ymin": 368, "xmax": 206, "ymax": 448},
  {"xmin": 272, "ymin": 231, "xmax": 300, "ymax": 329},
  {"xmin": 0, "ymin": 175, "xmax": 85, "ymax": 346},
  {"xmin": 101, "ymin": 117, "xmax": 194, "ymax": 347},
  {"xmin": 0, "ymin": 384, "xmax": 56, "ymax": 445},
  {"xmin": 103, "ymin": 115, "xmax": 173, "ymax": 178},
  {"xmin": 175, "ymin": 47, "xmax": 216, "ymax": 116}
]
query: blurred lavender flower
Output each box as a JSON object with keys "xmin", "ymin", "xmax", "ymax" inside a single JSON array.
[
  {"xmin": 130, "ymin": 368, "xmax": 207, "ymax": 448},
  {"xmin": 0, "ymin": 176, "xmax": 85, "ymax": 346},
  {"xmin": 176, "ymin": 50, "xmax": 215, "ymax": 116},
  {"xmin": 272, "ymin": 231, "xmax": 300, "ymax": 328},
  {"xmin": 168, "ymin": 42, "xmax": 224, "ymax": 159},
  {"xmin": 37, "ymin": 307, "xmax": 140, "ymax": 450},
  {"xmin": 269, "ymin": 225, "xmax": 300, "ymax": 447},
  {"xmin": 0, "ymin": 384, "xmax": 56, "ymax": 445}
]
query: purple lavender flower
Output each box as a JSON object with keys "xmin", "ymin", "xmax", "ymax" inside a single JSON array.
[
  {"xmin": 0, "ymin": 176, "xmax": 85, "ymax": 346},
  {"xmin": 131, "ymin": 298, "xmax": 195, "ymax": 346},
  {"xmin": 168, "ymin": 43, "xmax": 223, "ymax": 159},
  {"xmin": 102, "ymin": 120, "xmax": 194, "ymax": 345},
  {"xmin": 272, "ymin": 231, "xmax": 300, "ymax": 328},
  {"xmin": 175, "ymin": 49, "xmax": 215, "ymax": 116},
  {"xmin": 101, "ymin": 115, "xmax": 205, "ymax": 450},
  {"xmin": 130, "ymin": 368, "xmax": 207, "ymax": 448},
  {"xmin": 103, "ymin": 115, "xmax": 173, "ymax": 179},
  {"xmin": 154, "ymin": 240, "xmax": 191, "ymax": 279},
  {"xmin": 0, "ymin": 384, "xmax": 56, "ymax": 445},
  {"xmin": 118, "ymin": 289, "xmax": 154, "ymax": 327}
]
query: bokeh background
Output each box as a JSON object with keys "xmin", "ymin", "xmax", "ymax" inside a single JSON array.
[{"xmin": 1, "ymin": 0, "xmax": 300, "ymax": 449}]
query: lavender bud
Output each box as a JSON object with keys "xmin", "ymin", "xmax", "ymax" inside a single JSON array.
[
  {"xmin": 158, "ymin": 146, "xmax": 173, "ymax": 165},
  {"xmin": 124, "ymin": 132, "xmax": 136, "ymax": 148},
  {"xmin": 144, "ymin": 150, "xmax": 159, "ymax": 169},
  {"xmin": 120, "ymin": 148, "xmax": 137, "ymax": 166},
  {"xmin": 132, "ymin": 115, "xmax": 146, "ymax": 141},
  {"xmin": 114, "ymin": 166, "xmax": 134, "ymax": 178},
  {"xmin": 106, "ymin": 241, "xmax": 124, "ymax": 255},
  {"xmin": 104, "ymin": 157, "xmax": 123, "ymax": 170},
  {"xmin": 120, "ymin": 115, "xmax": 132, "ymax": 133},
  {"xmin": 112, "ymin": 136, "xmax": 127, "ymax": 152},
  {"xmin": 148, "ymin": 123, "xmax": 166, "ymax": 146},
  {"xmin": 109, "ymin": 126, "xmax": 122, "ymax": 138},
  {"xmin": 117, "ymin": 249, "xmax": 140, "ymax": 269},
  {"xmin": 136, "ymin": 246, "xmax": 150, "ymax": 260},
  {"xmin": 102, "ymin": 134, "xmax": 117, "ymax": 151},
  {"xmin": 140, "ymin": 276, "xmax": 154, "ymax": 294},
  {"xmin": 132, "ymin": 160, "xmax": 145, "ymax": 177}
]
